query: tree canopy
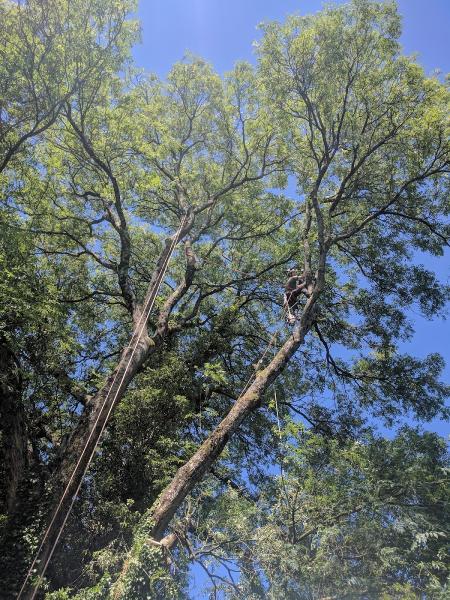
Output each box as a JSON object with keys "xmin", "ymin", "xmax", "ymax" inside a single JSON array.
[{"xmin": 0, "ymin": 1, "xmax": 449, "ymax": 598}]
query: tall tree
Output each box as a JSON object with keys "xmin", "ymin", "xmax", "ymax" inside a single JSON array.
[
  {"xmin": 108, "ymin": 1, "xmax": 449, "ymax": 596},
  {"xmin": 18, "ymin": 56, "xmax": 288, "ymax": 595},
  {"xmin": 0, "ymin": 1, "xmax": 448, "ymax": 598}
]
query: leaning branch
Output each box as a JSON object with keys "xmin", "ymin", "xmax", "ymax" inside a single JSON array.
[{"xmin": 111, "ymin": 276, "xmax": 325, "ymax": 597}]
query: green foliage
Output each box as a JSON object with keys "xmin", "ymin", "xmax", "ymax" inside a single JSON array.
[
  {"xmin": 0, "ymin": 0, "xmax": 448, "ymax": 598},
  {"xmin": 203, "ymin": 362, "xmax": 228, "ymax": 386},
  {"xmin": 193, "ymin": 426, "xmax": 450, "ymax": 599},
  {"xmin": 0, "ymin": 0, "xmax": 138, "ymax": 174}
]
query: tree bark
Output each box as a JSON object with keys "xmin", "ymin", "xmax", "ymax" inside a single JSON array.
[{"xmin": 149, "ymin": 316, "xmax": 311, "ymax": 540}]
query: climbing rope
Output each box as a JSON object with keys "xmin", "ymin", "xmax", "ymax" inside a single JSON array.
[
  {"xmin": 283, "ymin": 293, "xmax": 303, "ymax": 324},
  {"xmin": 238, "ymin": 329, "xmax": 279, "ymax": 399},
  {"xmin": 18, "ymin": 214, "xmax": 189, "ymax": 600},
  {"xmin": 274, "ymin": 388, "xmax": 282, "ymax": 438},
  {"xmin": 273, "ymin": 388, "xmax": 291, "ymax": 510}
]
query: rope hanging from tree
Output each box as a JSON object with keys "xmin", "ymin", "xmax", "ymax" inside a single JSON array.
[
  {"xmin": 18, "ymin": 213, "xmax": 189, "ymax": 600},
  {"xmin": 19, "ymin": 218, "xmax": 302, "ymax": 599}
]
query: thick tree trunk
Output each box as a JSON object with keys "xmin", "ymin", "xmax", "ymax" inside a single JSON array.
[
  {"xmin": 112, "ymin": 292, "xmax": 320, "ymax": 597},
  {"xmin": 149, "ymin": 324, "xmax": 307, "ymax": 540}
]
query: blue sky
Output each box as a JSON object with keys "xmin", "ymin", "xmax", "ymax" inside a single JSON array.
[
  {"xmin": 133, "ymin": 0, "xmax": 450, "ymax": 76},
  {"xmin": 131, "ymin": 1, "xmax": 449, "ymax": 596}
]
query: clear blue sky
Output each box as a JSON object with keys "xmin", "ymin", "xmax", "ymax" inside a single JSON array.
[
  {"xmin": 133, "ymin": 0, "xmax": 450, "ymax": 76},
  {"xmin": 131, "ymin": 2, "xmax": 449, "ymax": 596}
]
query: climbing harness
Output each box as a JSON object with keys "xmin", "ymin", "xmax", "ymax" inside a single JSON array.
[
  {"xmin": 283, "ymin": 295, "xmax": 301, "ymax": 325},
  {"xmin": 283, "ymin": 270, "xmax": 314, "ymax": 326},
  {"xmin": 18, "ymin": 214, "xmax": 189, "ymax": 600}
]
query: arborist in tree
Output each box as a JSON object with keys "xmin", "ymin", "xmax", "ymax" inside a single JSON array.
[{"xmin": 283, "ymin": 267, "xmax": 308, "ymax": 325}]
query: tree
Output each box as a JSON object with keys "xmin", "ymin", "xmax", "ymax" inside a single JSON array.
[
  {"xmin": 1, "ymin": 0, "xmax": 449, "ymax": 598},
  {"xmin": 18, "ymin": 54, "xmax": 289, "ymax": 596},
  {"xmin": 107, "ymin": 1, "xmax": 449, "ymax": 596},
  {"xmin": 0, "ymin": 0, "xmax": 139, "ymax": 595}
]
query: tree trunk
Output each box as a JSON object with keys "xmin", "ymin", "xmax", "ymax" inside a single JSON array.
[
  {"xmin": 19, "ymin": 227, "xmax": 194, "ymax": 598},
  {"xmin": 149, "ymin": 324, "xmax": 307, "ymax": 540},
  {"xmin": 112, "ymin": 293, "xmax": 319, "ymax": 597}
]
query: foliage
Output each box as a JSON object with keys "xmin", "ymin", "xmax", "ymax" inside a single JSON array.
[
  {"xmin": 0, "ymin": 0, "xmax": 448, "ymax": 598},
  {"xmin": 189, "ymin": 425, "xmax": 449, "ymax": 598}
]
